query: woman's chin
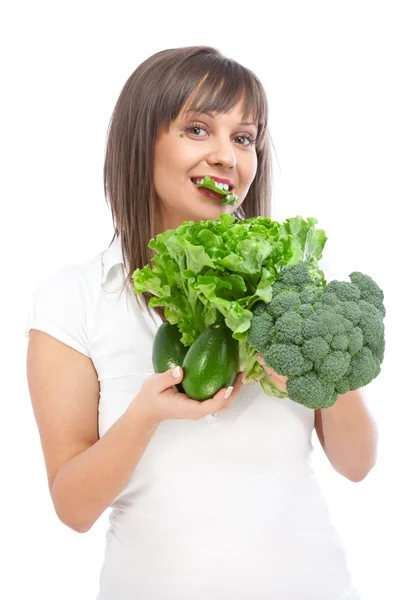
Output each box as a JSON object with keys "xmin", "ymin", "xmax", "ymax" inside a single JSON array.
[{"xmin": 184, "ymin": 200, "xmax": 232, "ymax": 222}]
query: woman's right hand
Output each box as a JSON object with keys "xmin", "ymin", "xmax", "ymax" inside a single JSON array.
[{"xmin": 129, "ymin": 366, "xmax": 244, "ymax": 426}]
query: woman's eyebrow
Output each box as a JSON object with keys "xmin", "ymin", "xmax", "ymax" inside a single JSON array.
[{"xmin": 183, "ymin": 109, "xmax": 257, "ymax": 127}]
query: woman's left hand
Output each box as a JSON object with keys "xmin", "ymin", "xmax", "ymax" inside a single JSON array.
[{"xmin": 255, "ymin": 353, "xmax": 288, "ymax": 394}]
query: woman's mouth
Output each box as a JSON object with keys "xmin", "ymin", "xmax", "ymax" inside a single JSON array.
[
  {"xmin": 190, "ymin": 179, "xmax": 226, "ymax": 200},
  {"xmin": 190, "ymin": 177, "xmax": 240, "ymax": 206}
]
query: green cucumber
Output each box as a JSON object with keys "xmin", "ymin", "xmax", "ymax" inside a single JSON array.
[
  {"xmin": 181, "ymin": 323, "xmax": 239, "ymax": 401},
  {"xmin": 152, "ymin": 322, "xmax": 188, "ymax": 393}
]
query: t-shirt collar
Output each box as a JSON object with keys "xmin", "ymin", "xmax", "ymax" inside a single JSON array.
[{"xmin": 101, "ymin": 233, "xmax": 164, "ymax": 331}]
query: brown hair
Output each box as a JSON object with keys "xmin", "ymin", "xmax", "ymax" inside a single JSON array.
[{"xmin": 103, "ymin": 45, "xmax": 275, "ymax": 323}]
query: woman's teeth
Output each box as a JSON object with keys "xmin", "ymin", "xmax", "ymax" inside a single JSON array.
[{"xmin": 193, "ymin": 177, "xmax": 230, "ymax": 191}]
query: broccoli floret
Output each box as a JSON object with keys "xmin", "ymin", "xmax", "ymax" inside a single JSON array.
[
  {"xmin": 299, "ymin": 288, "xmax": 315, "ymax": 304},
  {"xmin": 264, "ymin": 343, "xmax": 312, "ymax": 376},
  {"xmin": 347, "ymin": 346, "xmax": 381, "ymax": 390},
  {"xmin": 358, "ymin": 300, "xmax": 385, "ymax": 348},
  {"xmin": 275, "ymin": 311, "xmax": 303, "ymax": 344},
  {"xmin": 325, "ymin": 280, "xmax": 361, "ymax": 302},
  {"xmin": 347, "ymin": 327, "xmax": 364, "ymax": 355},
  {"xmin": 302, "ymin": 315, "xmax": 321, "ymax": 339},
  {"xmin": 335, "ymin": 376, "xmax": 351, "ymax": 395},
  {"xmin": 330, "ymin": 333, "xmax": 349, "ymax": 351},
  {"xmin": 350, "ymin": 271, "xmax": 386, "ymax": 317},
  {"xmin": 266, "ymin": 291, "xmax": 300, "ymax": 319},
  {"xmin": 316, "ymin": 350, "xmax": 352, "ymax": 383},
  {"xmin": 247, "ymin": 302, "xmax": 274, "ymax": 354},
  {"xmin": 247, "ymin": 261, "xmax": 386, "ymax": 409},
  {"xmin": 333, "ymin": 299, "xmax": 358, "ymax": 320},
  {"xmin": 303, "ymin": 336, "xmax": 330, "ymax": 361},
  {"xmin": 298, "ymin": 303, "xmax": 314, "ymax": 318},
  {"xmin": 276, "ymin": 261, "xmax": 325, "ymax": 290},
  {"xmin": 286, "ymin": 372, "xmax": 337, "ymax": 409}
]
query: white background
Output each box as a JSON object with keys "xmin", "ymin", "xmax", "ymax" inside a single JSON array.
[{"xmin": 2, "ymin": 1, "xmax": 398, "ymax": 598}]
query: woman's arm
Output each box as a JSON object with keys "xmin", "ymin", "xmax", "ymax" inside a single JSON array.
[
  {"xmin": 51, "ymin": 404, "xmax": 159, "ymax": 532},
  {"xmin": 27, "ymin": 330, "xmax": 159, "ymax": 533},
  {"xmin": 317, "ymin": 387, "xmax": 379, "ymax": 482},
  {"xmin": 255, "ymin": 353, "xmax": 378, "ymax": 482}
]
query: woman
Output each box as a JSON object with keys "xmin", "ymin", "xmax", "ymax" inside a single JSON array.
[{"xmin": 26, "ymin": 45, "xmax": 373, "ymax": 599}]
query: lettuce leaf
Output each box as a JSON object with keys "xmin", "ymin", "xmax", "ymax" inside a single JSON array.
[{"xmin": 132, "ymin": 213, "xmax": 327, "ymax": 362}]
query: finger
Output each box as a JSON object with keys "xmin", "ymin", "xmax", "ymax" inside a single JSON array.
[
  {"xmin": 226, "ymin": 372, "xmax": 244, "ymax": 403},
  {"xmin": 256, "ymin": 354, "xmax": 273, "ymax": 374},
  {"xmin": 228, "ymin": 371, "xmax": 242, "ymax": 390},
  {"xmin": 152, "ymin": 365, "xmax": 184, "ymax": 394},
  {"xmin": 225, "ymin": 386, "xmax": 239, "ymax": 408},
  {"xmin": 196, "ymin": 385, "xmax": 231, "ymax": 414},
  {"xmin": 255, "ymin": 353, "xmax": 265, "ymax": 364},
  {"xmin": 256, "ymin": 355, "xmax": 278, "ymax": 378},
  {"xmin": 235, "ymin": 371, "xmax": 244, "ymax": 384},
  {"xmin": 198, "ymin": 372, "xmax": 243, "ymax": 414},
  {"xmin": 222, "ymin": 371, "xmax": 243, "ymax": 400}
]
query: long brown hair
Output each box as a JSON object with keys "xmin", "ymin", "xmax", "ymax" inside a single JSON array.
[{"xmin": 103, "ymin": 45, "xmax": 275, "ymax": 322}]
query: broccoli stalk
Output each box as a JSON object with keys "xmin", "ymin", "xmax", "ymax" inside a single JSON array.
[{"xmin": 245, "ymin": 261, "xmax": 386, "ymax": 409}]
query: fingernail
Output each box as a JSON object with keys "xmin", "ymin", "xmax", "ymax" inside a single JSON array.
[
  {"xmin": 172, "ymin": 366, "xmax": 181, "ymax": 378},
  {"xmin": 224, "ymin": 386, "xmax": 233, "ymax": 399}
]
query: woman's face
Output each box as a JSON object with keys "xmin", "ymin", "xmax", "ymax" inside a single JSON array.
[{"xmin": 153, "ymin": 97, "xmax": 258, "ymax": 234}]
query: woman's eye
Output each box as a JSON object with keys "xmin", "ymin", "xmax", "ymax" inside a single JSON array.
[
  {"xmin": 184, "ymin": 124, "xmax": 256, "ymax": 147},
  {"xmin": 185, "ymin": 124, "xmax": 207, "ymax": 137},
  {"xmin": 236, "ymin": 135, "xmax": 257, "ymax": 147}
]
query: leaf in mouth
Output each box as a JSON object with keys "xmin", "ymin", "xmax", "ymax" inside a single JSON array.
[{"xmin": 196, "ymin": 175, "xmax": 239, "ymax": 206}]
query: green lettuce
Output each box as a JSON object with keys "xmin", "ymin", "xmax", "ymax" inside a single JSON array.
[{"xmin": 132, "ymin": 213, "xmax": 327, "ymax": 388}]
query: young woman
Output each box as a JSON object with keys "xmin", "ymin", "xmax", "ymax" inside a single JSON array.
[{"xmin": 26, "ymin": 46, "xmax": 368, "ymax": 599}]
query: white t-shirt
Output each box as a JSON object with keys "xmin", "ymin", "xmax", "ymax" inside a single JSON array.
[{"xmin": 25, "ymin": 235, "xmax": 362, "ymax": 600}]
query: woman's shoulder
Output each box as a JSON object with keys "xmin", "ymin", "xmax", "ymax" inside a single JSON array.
[
  {"xmin": 24, "ymin": 248, "xmax": 107, "ymax": 357},
  {"xmin": 32, "ymin": 249, "xmax": 103, "ymax": 300},
  {"xmin": 25, "ymin": 243, "xmax": 105, "ymax": 314}
]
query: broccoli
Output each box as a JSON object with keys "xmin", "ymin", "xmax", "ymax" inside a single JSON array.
[{"xmin": 247, "ymin": 261, "xmax": 386, "ymax": 409}]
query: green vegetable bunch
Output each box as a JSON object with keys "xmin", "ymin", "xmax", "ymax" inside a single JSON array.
[
  {"xmin": 133, "ymin": 213, "xmax": 327, "ymax": 347},
  {"xmin": 247, "ymin": 261, "xmax": 386, "ymax": 408},
  {"xmin": 132, "ymin": 212, "xmax": 386, "ymax": 408}
]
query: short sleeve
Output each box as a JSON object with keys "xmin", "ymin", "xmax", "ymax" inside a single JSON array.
[{"xmin": 25, "ymin": 265, "xmax": 90, "ymax": 357}]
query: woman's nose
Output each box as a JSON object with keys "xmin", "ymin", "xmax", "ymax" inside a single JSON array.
[{"xmin": 207, "ymin": 138, "xmax": 237, "ymax": 169}]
